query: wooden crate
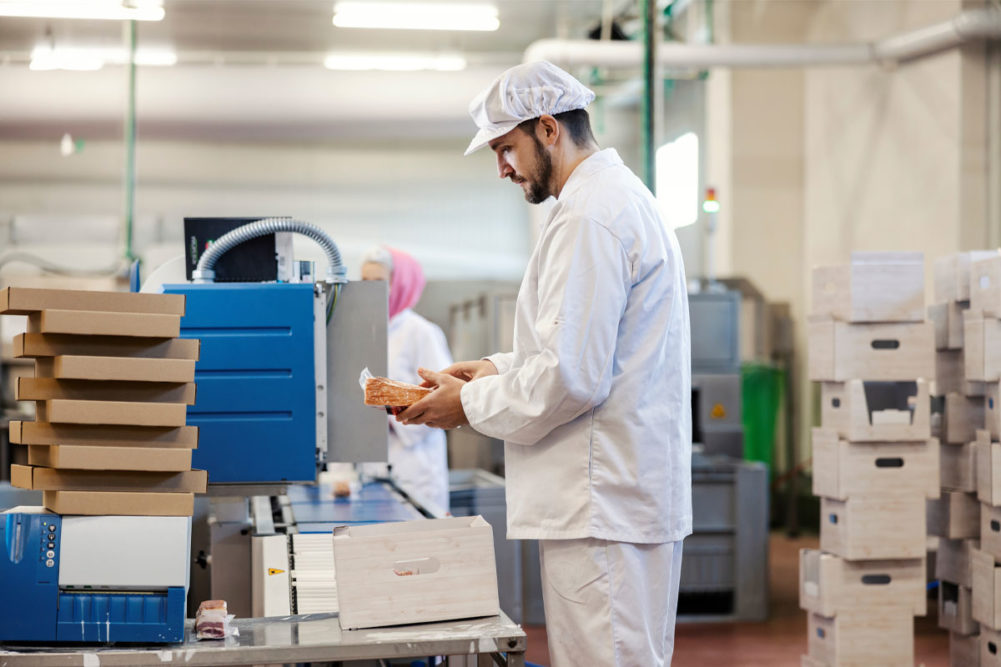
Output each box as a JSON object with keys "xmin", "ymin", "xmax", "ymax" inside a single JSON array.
[
  {"xmin": 965, "ymin": 314, "xmax": 1001, "ymax": 382},
  {"xmin": 936, "ymin": 348, "xmax": 987, "ymax": 397},
  {"xmin": 939, "ymin": 581, "xmax": 979, "ymax": 635},
  {"xmin": 936, "ymin": 393, "xmax": 987, "ymax": 445},
  {"xmin": 27, "ymin": 445, "xmax": 192, "ymax": 472},
  {"xmin": 972, "ymin": 548, "xmax": 1001, "ymax": 630},
  {"xmin": 799, "ymin": 548, "xmax": 925, "ymax": 617},
  {"xmin": 807, "ymin": 609, "xmax": 914, "ymax": 667},
  {"xmin": 27, "ymin": 309, "xmax": 180, "ymax": 339},
  {"xmin": 9, "ymin": 421, "xmax": 198, "ymax": 449},
  {"xmin": 983, "ymin": 626, "xmax": 1001, "ymax": 666},
  {"xmin": 820, "ymin": 380, "xmax": 930, "ymax": 442},
  {"xmin": 937, "ymin": 538, "xmax": 980, "ymax": 589},
  {"xmin": 930, "ymin": 300, "xmax": 968, "ymax": 350},
  {"xmin": 811, "ymin": 428, "xmax": 938, "ymax": 501},
  {"xmin": 0, "ymin": 286, "xmax": 185, "ymax": 316},
  {"xmin": 936, "ymin": 251, "xmax": 1001, "ymax": 304},
  {"xmin": 801, "ymin": 655, "xmax": 826, "ymax": 667},
  {"xmin": 941, "ymin": 441, "xmax": 978, "ymax": 493},
  {"xmin": 978, "ymin": 433, "xmax": 1001, "ymax": 506},
  {"xmin": 820, "ymin": 496, "xmax": 926, "ymax": 560},
  {"xmin": 971, "ymin": 255, "xmax": 1001, "ymax": 318},
  {"xmin": 808, "ymin": 320, "xmax": 934, "ymax": 382},
  {"xmin": 333, "ymin": 516, "xmax": 500, "ymax": 630},
  {"xmin": 984, "ymin": 503, "xmax": 1001, "ymax": 561},
  {"xmin": 42, "ymin": 490, "xmax": 193, "ymax": 516},
  {"xmin": 34, "ymin": 355, "xmax": 195, "ymax": 384},
  {"xmin": 953, "ymin": 631, "xmax": 981, "ymax": 667},
  {"xmin": 15, "ymin": 333, "xmax": 200, "ymax": 360},
  {"xmin": 16, "ymin": 377, "xmax": 196, "ymax": 405},
  {"xmin": 811, "ymin": 253, "xmax": 924, "ymax": 323},
  {"xmin": 928, "ymin": 491, "xmax": 981, "ymax": 540}
]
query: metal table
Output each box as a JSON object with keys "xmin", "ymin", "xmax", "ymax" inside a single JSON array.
[{"xmin": 0, "ymin": 612, "xmax": 527, "ymax": 666}]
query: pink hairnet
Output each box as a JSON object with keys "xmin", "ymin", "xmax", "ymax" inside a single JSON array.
[{"xmin": 387, "ymin": 247, "xmax": 426, "ymax": 320}]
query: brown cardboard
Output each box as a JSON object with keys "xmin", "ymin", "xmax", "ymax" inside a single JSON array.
[
  {"xmin": 35, "ymin": 355, "xmax": 195, "ymax": 383},
  {"xmin": 27, "ymin": 310, "xmax": 180, "ymax": 339},
  {"xmin": 42, "ymin": 490, "xmax": 194, "ymax": 516},
  {"xmin": 36, "ymin": 399, "xmax": 187, "ymax": 427},
  {"xmin": 14, "ymin": 333, "xmax": 200, "ymax": 360},
  {"xmin": 9, "ymin": 421, "xmax": 198, "ymax": 449},
  {"xmin": 17, "ymin": 377, "xmax": 196, "ymax": 405},
  {"xmin": 0, "ymin": 286, "xmax": 185, "ymax": 316},
  {"xmin": 11, "ymin": 464, "xmax": 207, "ymax": 493},
  {"xmin": 28, "ymin": 444, "xmax": 192, "ymax": 471}
]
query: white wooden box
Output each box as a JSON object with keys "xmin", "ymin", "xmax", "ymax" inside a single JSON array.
[
  {"xmin": 988, "ymin": 383, "xmax": 1001, "ymax": 440},
  {"xmin": 936, "ymin": 348, "xmax": 987, "ymax": 397},
  {"xmin": 937, "ymin": 538, "xmax": 980, "ymax": 589},
  {"xmin": 807, "ymin": 609, "xmax": 914, "ymax": 667},
  {"xmin": 799, "ymin": 548, "xmax": 925, "ymax": 617},
  {"xmin": 955, "ymin": 631, "xmax": 982, "ymax": 667},
  {"xmin": 973, "ymin": 547, "xmax": 1001, "ymax": 630},
  {"xmin": 971, "ymin": 255, "xmax": 1001, "ymax": 318},
  {"xmin": 809, "ymin": 320, "xmax": 934, "ymax": 382},
  {"xmin": 821, "ymin": 380, "xmax": 930, "ymax": 442},
  {"xmin": 983, "ymin": 626, "xmax": 1001, "ymax": 666},
  {"xmin": 928, "ymin": 491, "xmax": 981, "ymax": 540},
  {"xmin": 965, "ymin": 314, "xmax": 1001, "ymax": 382},
  {"xmin": 332, "ymin": 516, "xmax": 499, "ymax": 630},
  {"xmin": 935, "ymin": 393, "xmax": 987, "ymax": 445},
  {"xmin": 930, "ymin": 300, "xmax": 968, "ymax": 350},
  {"xmin": 820, "ymin": 496, "xmax": 926, "ymax": 560},
  {"xmin": 939, "ymin": 581, "xmax": 978, "ymax": 635},
  {"xmin": 984, "ymin": 503, "xmax": 1001, "ymax": 562},
  {"xmin": 935, "ymin": 250, "xmax": 999, "ymax": 303},
  {"xmin": 941, "ymin": 441, "xmax": 978, "ymax": 493},
  {"xmin": 811, "ymin": 253, "xmax": 924, "ymax": 323},
  {"xmin": 811, "ymin": 428, "xmax": 938, "ymax": 501},
  {"xmin": 977, "ymin": 433, "xmax": 1001, "ymax": 507},
  {"xmin": 800, "ymin": 655, "xmax": 826, "ymax": 667}
]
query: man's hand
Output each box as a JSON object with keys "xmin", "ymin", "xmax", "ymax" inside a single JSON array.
[
  {"xmin": 427, "ymin": 359, "xmax": 498, "ymax": 385},
  {"xmin": 396, "ymin": 368, "xmax": 470, "ymax": 430}
]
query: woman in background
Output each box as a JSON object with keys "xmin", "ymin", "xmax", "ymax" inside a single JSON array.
[{"xmin": 361, "ymin": 246, "xmax": 452, "ymax": 512}]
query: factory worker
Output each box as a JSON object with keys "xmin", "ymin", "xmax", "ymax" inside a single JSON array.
[
  {"xmin": 361, "ymin": 246, "xmax": 452, "ymax": 512},
  {"xmin": 396, "ymin": 61, "xmax": 692, "ymax": 666}
]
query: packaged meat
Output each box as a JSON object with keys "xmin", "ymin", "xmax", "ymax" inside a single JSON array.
[
  {"xmin": 364, "ymin": 376, "xmax": 431, "ymax": 407},
  {"xmin": 195, "ymin": 599, "xmax": 237, "ymax": 640}
]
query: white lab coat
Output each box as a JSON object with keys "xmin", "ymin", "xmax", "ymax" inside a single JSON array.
[
  {"xmin": 384, "ymin": 308, "xmax": 453, "ymax": 512},
  {"xmin": 460, "ymin": 148, "xmax": 692, "ymax": 543}
]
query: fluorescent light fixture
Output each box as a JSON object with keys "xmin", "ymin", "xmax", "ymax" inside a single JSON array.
[
  {"xmin": 0, "ymin": 0, "xmax": 164, "ymax": 21},
  {"xmin": 333, "ymin": 2, "xmax": 499, "ymax": 31},
  {"xmin": 324, "ymin": 52, "xmax": 466, "ymax": 71},
  {"xmin": 30, "ymin": 45, "xmax": 177, "ymax": 70},
  {"xmin": 656, "ymin": 132, "xmax": 700, "ymax": 229}
]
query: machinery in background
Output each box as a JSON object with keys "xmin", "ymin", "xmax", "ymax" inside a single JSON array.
[
  {"xmin": 0, "ymin": 510, "xmax": 190, "ymax": 643},
  {"xmin": 689, "ymin": 289, "xmax": 743, "ymax": 459}
]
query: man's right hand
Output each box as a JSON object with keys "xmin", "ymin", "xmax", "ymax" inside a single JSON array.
[{"xmin": 430, "ymin": 359, "xmax": 498, "ymax": 384}]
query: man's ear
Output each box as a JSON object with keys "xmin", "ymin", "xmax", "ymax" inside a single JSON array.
[{"xmin": 537, "ymin": 115, "xmax": 560, "ymax": 147}]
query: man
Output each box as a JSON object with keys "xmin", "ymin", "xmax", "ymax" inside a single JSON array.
[{"xmin": 396, "ymin": 61, "xmax": 692, "ymax": 666}]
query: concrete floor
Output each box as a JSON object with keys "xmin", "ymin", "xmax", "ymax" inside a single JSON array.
[{"xmin": 523, "ymin": 532, "xmax": 951, "ymax": 666}]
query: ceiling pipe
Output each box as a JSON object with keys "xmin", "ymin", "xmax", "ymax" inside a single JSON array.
[{"xmin": 523, "ymin": 7, "xmax": 1001, "ymax": 69}]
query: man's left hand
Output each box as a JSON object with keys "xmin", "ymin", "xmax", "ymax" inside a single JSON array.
[{"xmin": 395, "ymin": 368, "xmax": 470, "ymax": 430}]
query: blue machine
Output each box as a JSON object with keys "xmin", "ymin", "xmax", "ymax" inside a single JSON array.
[
  {"xmin": 163, "ymin": 282, "xmax": 319, "ymax": 484},
  {"xmin": 0, "ymin": 511, "xmax": 187, "ymax": 643}
]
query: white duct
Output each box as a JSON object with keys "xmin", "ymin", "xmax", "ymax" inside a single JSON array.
[{"xmin": 524, "ymin": 7, "xmax": 1001, "ymax": 69}]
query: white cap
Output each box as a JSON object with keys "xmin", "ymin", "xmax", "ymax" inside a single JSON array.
[
  {"xmin": 464, "ymin": 61, "xmax": 596, "ymax": 156},
  {"xmin": 361, "ymin": 245, "xmax": 392, "ymax": 270}
]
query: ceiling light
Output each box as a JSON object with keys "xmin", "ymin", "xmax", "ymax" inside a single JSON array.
[
  {"xmin": 324, "ymin": 52, "xmax": 466, "ymax": 71},
  {"xmin": 332, "ymin": 2, "xmax": 498, "ymax": 31},
  {"xmin": 0, "ymin": 1, "xmax": 164, "ymax": 21},
  {"xmin": 30, "ymin": 46, "xmax": 177, "ymax": 71}
]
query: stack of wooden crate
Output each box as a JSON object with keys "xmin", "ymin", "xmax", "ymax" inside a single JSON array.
[
  {"xmin": 928, "ymin": 251, "xmax": 1000, "ymax": 665},
  {"xmin": 1, "ymin": 287, "xmax": 206, "ymax": 516},
  {"xmin": 801, "ymin": 252, "xmax": 937, "ymax": 667},
  {"xmin": 962, "ymin": 252, "xmax": 1001, "ymax": 666}
]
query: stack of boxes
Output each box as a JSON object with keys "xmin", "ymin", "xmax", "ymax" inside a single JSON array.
[
  {"xmin": 928, "ymin": 251, "xmax": 999, "ymax": 666},
  {"xmin": 801, "ymin": 252, "xmax": 937, "ymax": 667},
  {"xmin": 964, "ymin": 252, "xmax": 1001, "ymax": 666},
  {"xmin": 1, "ymin": 287, "xmax": 206, "ymax": 515}
]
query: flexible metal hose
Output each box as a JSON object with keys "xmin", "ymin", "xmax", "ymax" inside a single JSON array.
[{"xmin": 191, "ymin": 217, "xmax": 347, "ymax": 284}]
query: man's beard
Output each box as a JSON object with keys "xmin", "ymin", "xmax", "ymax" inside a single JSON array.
[{"xmin": 523, "ymin": 136, "xmax": 553, "ymax": 204}]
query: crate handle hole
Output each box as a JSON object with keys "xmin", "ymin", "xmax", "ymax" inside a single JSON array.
[
  {"xmin": 816, "ymin": 628, "xmax": 826, "ymax": 639},
  {"xmin": 993, "ymin": 520, "xmax": 1000, "ymax": 533},
  {"xmin": 393, "ymin": 557, "xmax": 440, "ymax": 577},
  {"xmin": 992, "ymin": 398, "xmax": 996, "ymax": 410},
  {"xmin": 991, "ymin": 642, "xmax": 998, "ymax": 655},
  {"xmin": 871, "ymin": 339, "xmax": 900, "ymax": 350},
  {"xmin": 875, "ymin": 458, "xmax": 904, "ymax": 468},
  {"xmin": 831, "ymin": 398, "xmax": 841, "ymax": 408},
  {"xmin": 828, "ymin": 514, "xmax": 838, "ymax": 524},
  {"xmin": 860, "ymin": 574, "xmax": 891, "ymax": 585}
]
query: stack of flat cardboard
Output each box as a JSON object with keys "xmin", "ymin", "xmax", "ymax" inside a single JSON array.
[
  {"xmin": 803, "ymin": 252, "xmax": 936, "ymax": 667},
  {"xmin": 1, "ymin": 287, "xmax": 206, "ymax": 516},
  {"xmin": 928, "ymin": 250, "xmax": 1001, "ymax": 666}
]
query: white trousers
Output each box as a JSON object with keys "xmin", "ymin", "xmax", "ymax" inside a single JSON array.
[{"xmin": 539, "ymin": 538, "xmax": 683, "ymax": 667}]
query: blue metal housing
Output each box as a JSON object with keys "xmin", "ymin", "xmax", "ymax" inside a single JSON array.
[{"xmin": 164, "ymin": 283, "xmax": 317, "ymax": 483}]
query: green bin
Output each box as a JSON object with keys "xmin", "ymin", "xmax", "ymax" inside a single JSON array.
[{"xmin": 741, "ymin": 362, "xmax": 783, "ymax": 473}]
